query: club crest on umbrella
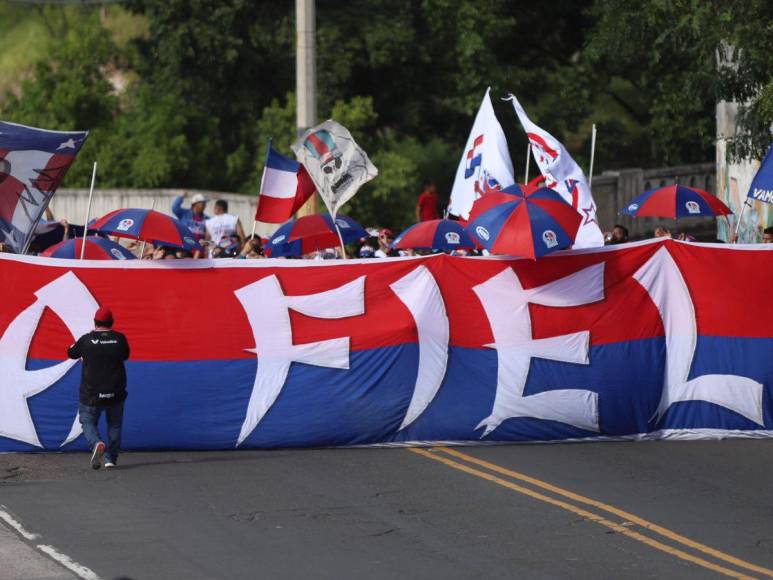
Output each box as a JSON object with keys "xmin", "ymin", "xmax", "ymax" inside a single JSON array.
[
  {"xmin": 445, "ymin": 232, "xmax": 461, "ymax": 244},
  {"xmin": 542, "ymin": 230, "xmax": 558, "ymax": 248},
  {"xmin": 685, "ymin": 201, "xmax": 700, "ymax": 214},
  {"xmin": 117, "ymin": 218, "xmax": 134, "ymax": 232}
]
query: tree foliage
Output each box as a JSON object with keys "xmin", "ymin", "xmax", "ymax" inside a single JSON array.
[{"xmin": 2, "ymin": 0, "xmax": 772, "ymax": 230}]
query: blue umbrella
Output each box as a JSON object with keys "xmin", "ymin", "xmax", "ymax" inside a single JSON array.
[{"xmin": 265, "ymin": 238, "xmax": 303, "ymax": 258}]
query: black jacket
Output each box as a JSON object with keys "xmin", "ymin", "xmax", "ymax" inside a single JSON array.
[{"xmin": 68, "ymin": 330, "xmax": 130, "ymax": 406}]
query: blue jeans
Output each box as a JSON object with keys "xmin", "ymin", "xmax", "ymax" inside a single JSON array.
[{"xmin": 78, "ymin": 402, "xmax": 124, "ymax": 464}]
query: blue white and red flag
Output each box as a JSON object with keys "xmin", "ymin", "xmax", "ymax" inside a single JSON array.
[
  {"xmin": 507, "ymin": 95, "xmax": 604, "ymax": 248},
  {"xmin": 448, "ymin": 88, "xmax": 515, "ymax": 220},
  {"xmin": 746, "ymin": 143, "xmax": 773, "ymax": 205},
  {"xmin": 0, "ymin": 121, "xmax": 88, "ymax": 253},
  {"xmin": 255, "ymin": 143, "xmax": 316, "ymax": 223}
]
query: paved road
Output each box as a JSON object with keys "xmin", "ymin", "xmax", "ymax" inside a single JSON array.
[{"xmin": 1, "ymin": 440, "xmax": 772, "ymax": 579}]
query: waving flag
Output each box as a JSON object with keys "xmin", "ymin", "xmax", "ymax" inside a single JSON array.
[
  {"xmin": 746, "ymin": 143, "xmax": 773, "ymax": 205},
  {"xmin": 292, "ymin": 120, "xmax": 378, "ymax": 216},
  {"xmin": 0, "ymin": 121, "xmax": 88, "ymax": 253},
  {"xmin": 255, "ymin": 143, "xmax": 316, "ymax": 223},
  {"xmin": 506, "ymin": 95, "xmax": 604, "ymax": 248},
  {"xmin": 448, "ymin": 88, "xmax": 515, "ymax": 220}
]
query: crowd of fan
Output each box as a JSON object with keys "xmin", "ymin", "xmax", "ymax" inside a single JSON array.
[
  {"xmin": 158, "ymin": 186, "xmax": 452, "ymax": 260},
  {"xmin": 1, "ymin": 182, "xmax": 771, "ymax": 258},
  {"xmin": 149, "ymin": 186, "xmax": 773, "ymax": 259}
]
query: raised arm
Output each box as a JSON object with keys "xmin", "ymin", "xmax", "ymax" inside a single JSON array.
[
  {"xmin": 236, "ymin": 219, "xmax": 246, "ymax": 243},
  {"xmin": 171, "ymin": 193, "xmax": 186, "ymax": 219}
]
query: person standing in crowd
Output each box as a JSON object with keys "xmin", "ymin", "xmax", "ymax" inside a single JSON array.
[
  {"xmin": 205, "ymin": 199, "xmax": 245, "ymax": 249},
  {"xmin": 172, "ymin": 191, "xmax": 209, "ymax": 241},
  {"xmin": 764, "ymin": 226, "xmax": 773, "ymax": 243},
  {"xmin": 375, "ymin": 228, "xmax": 398, "ymax": 258},
  {"xmin": 416, "ymin": 180, "xmax": 439, "ymax": 222},
  {"xmin": 67, "ymin": 307, "xmax": 130, "ymax": 470},
  {"xmin": 604, "ymin": 224, "xmax": 629, "ymax": 244}
]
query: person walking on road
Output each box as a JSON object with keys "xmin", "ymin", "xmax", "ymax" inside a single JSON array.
[{"xmin": 67, "ymin": 307, "xmax": 130, "ymax": 470}]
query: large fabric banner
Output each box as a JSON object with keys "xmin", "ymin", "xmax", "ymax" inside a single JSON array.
[{"xmin": 1, "ymin": 240, "xmax": 771, "ymax": 452}]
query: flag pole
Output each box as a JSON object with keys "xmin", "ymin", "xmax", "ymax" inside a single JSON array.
[
  {"xmin": 733, "ymin": 199, "xmax": 750, "ymax": 241},
  {"xmin": 524, "ymin": 143, "xmax": 531, "ymax": 183},
  {"xmin": 139, "ymin": 198, "xmax": 156, "ymax": 258},
  {"xmin": 79, "ymin": 162, "xmax": 98, "ymax": 260},
  {"xmin": 588, "ymin": 124, "xmax": 597, "ymax": 189},
  {"xmin": 252, "ymin": 143, "xmax": 269, "ymax": 241},
  {"xmin": 331, "ymin": 211, "xmax": 347, "ymax": 259}
]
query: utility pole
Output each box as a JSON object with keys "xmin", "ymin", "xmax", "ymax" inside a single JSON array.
[{"xmin": 295, "ymin": 0, "xmax": 319, "ymax": 216}]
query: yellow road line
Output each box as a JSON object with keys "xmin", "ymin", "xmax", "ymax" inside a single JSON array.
[
  {"xmin": 409, "ymin": 448, "xmax": 757, "ymax": 580},
  {"xmin": 435, "ymin": 447, "xmax": 773, "ymax": 578}
]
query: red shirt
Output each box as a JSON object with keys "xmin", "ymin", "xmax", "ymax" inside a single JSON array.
[{"xmin": 417, "ymin": 190, "xmax": 439, "ymax": 221}]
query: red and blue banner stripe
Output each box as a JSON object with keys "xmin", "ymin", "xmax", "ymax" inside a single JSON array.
[{"xmin": 1, "ymin": 239, "xmax": 771, "ymax": 451}]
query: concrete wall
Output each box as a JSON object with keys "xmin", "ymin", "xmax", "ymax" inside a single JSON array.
[{"xmin": 49, "ymin": 188, "xmax": 275, "ymax": 237}]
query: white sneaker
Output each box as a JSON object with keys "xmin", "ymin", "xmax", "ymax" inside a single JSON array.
[{"xmin": 104, "ymin": 461, "xmax": 116, "ymax": 469}]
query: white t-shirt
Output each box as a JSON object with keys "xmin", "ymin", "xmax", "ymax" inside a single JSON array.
[{"xmin": 206, "ymin": 213, "xmax": 238, "ymax": 246}]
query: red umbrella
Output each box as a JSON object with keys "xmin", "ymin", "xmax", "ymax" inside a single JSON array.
[
  {"xmin": 265, "ymin": 214, "xmax": 367, "ymax": 256},
  {"xmin": 41, "ymin": 236, "xmax": 136, "ymax": 260},
  {"xmin": 92, "ymin": 208, "xmax": 202, "ymax": 251},
  {"xmin": 467, "ymin": 187, "xmax": 582, "ymax": 259},
  {"xmin": 622, "ymin": 185, "xmax": 732, "ymax": 218},
  {"xmin": 468, "ymin": 190, "xmax": 523, "ymax": 223},
  {"xmin": 391, "ymin": 219, "xmax": 475, "ymax": 251}
]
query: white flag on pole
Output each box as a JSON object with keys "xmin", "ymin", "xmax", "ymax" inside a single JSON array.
[
  {"xmin": 506, "ymin": 94, "xmax": 604, "ymax": 248},
  {"xmin": 292, "ymin": 120, "xmax": 377, "ymax": 216},
  {"xmin": 448, "ymin": 88, "xmax": 515, "ymax": 220}
]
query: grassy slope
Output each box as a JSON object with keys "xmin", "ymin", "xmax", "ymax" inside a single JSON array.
[
  {"xmin": 0, "ymin": 4, "xmax": 52, "ymax": 100},
  {"xmin": 0, "ymin": 3, "xmax": 147, "ymax": 104}
]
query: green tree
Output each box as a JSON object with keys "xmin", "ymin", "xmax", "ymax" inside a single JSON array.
[
  {"xmin": 1, "ymin": 12, "xmax": 117, "ymax": 136},
  {"xmin": 582, "ymin": 0, "xmax": 773, "ymax": 165}
]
